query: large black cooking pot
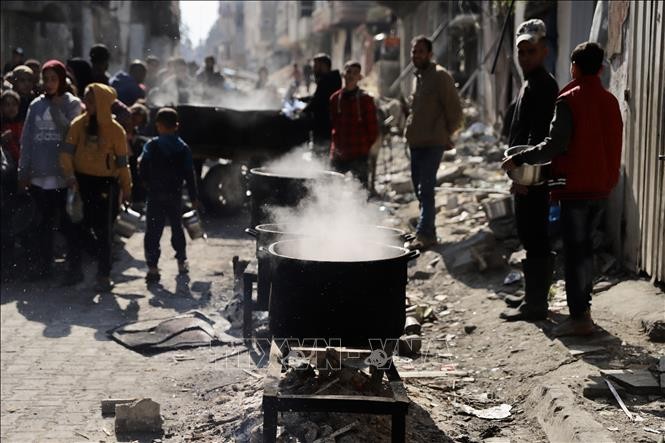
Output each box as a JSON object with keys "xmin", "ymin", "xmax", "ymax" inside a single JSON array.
[
  {"xmin": 245, "ymin": 224, "xmax": 416, "ymax": 306},
  {"xmin": 146, "ymin": 106, "xmax": 311, "ymax": 160},
  {"xmin": 267, "ymin": 238, "xmax": 419, "ymax": 348},
  {"xmin": 247, "ymin": 167, "xmax": 344, "ymax": 227}
]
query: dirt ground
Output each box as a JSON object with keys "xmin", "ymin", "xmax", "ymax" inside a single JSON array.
[
  {"xmin": 159, "ymin": 137, "xmax": 664, "ymax": 442},
  {"xmin": 2, "ymin": 127, "xmax": 663, "ymax": 443}
]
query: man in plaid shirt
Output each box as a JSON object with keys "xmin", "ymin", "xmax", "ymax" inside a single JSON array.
[{"xmin": 329, "ymin": 61, "xmax": 378, "ymax": 189}]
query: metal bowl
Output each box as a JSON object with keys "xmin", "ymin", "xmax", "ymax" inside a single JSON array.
[{"xmin": 504, "ymin": 145, "xmax": 550, "ymax": 186}]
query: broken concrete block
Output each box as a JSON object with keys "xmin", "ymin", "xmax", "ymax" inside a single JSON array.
[
  {"xmin": 441, "ymin": 229, "xmax": 504, "ymax": 274},
  {"xmin": 436, "ymin": 165, "xmax": 464, "ymax": 185},
  {"xmin": 101, "ymin": 398, "xmax": 136, "ymax": 416},
  {"xmin": 642, "ymin": 318, "xmax": 665, "ymax": 342},
  {"xmin": 508, "ymin": 249, "xmax": 526, "ymax": 267},
  {"xmin": 391, "ymin": 175, "xmax": 413, "ymax": 194},
  {"xmin": 600, "ymin": 369, "xmax": 662, "ymax": 395},
  {"xmin": 398, "ymin": 335, "xmax": 422, "ymax": 356},
  {"xmin": 582, "ymin": 376, "xmax": 622, "ymax": 399},
  {"xmin": 115, "ymin": 398, "xmax": 163, "ymax": 434}
]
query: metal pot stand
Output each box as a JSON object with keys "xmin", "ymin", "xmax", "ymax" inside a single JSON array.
[{"xmin": 262, "ymin": 341, "xmax": 409, "ymax": 443}]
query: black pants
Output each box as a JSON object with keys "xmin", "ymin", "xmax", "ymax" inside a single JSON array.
[
  {"xmin": 144, "ymin": 194, "xmax": 186, "ymax": 268},
  {"xmin": 560, "ymin": 199, "xmax": 606, "ymax": 318},
  {"xmin": 514, "ymin": 184, "xmax": 551, "ymax": 260},
  {"xmin": 1, "ymin": 179, "xmax": 17, "ymax": 273},
  {"xmin": 69, "ymin": 174, "xmax": 115, "ymax": 277},
  {"xmin": 331, "ymin": 156, "xmax": 369, "ymax": 189},
  {"xmin": 129, "ymin": 154, "xmax": 147, "ymax": 206},
  {"xmin": 26, "ymin": 186, "xmax": 74, "ymax": 275}
]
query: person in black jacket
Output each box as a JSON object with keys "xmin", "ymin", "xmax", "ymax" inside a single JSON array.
[
  {"xmin": 301, "ymin": 54, "xmax": 341, "ymax": 157},
  {"xmin": 500, "ymin": 19, "xmax": 559, "ymax": 322},
  {"xmin": 139, "ymin": 107, "xmax": 198, "ymax": 283}
]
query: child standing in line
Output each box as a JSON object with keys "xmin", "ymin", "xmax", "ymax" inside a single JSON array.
[{"xmin": 139, "ymin": 107, "xmax": 198, "ymax": 283}]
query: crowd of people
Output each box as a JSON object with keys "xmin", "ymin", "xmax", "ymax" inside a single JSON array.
[
  {"xmin": 0, "ymin": 44, "xmax": 205, "ymax": 290},
  {"xmin": 299, "ymin": 27, "xmax": 622, "ymax": 338},
  {"xmin": 1, "ymin": 26, "xmax": 623, "ymax": 338}
]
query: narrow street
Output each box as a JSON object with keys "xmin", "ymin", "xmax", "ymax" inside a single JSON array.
[
  {"xmin": 2, "ymin": 139, "xmax": 663, "ymax": 442},
  {"xmin": 1, "ymin": 1, "xmax": 664, "ymax": 442}
]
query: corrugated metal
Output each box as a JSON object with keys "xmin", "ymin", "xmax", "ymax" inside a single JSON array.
[{"xmin": 623, "ymin": 0, "xmax": 665, "ymax": 282}]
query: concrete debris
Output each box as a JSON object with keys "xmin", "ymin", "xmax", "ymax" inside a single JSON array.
[
  {"xmin": 454, "ymin": 402, "xmax": 512, "ymax": 420},
  {"xmin": 391, "ymin": 175, "xmax": 414, "ymax": 194},
  {"xmin": 436, "ymin": 165, "xmax": 465, "ymax": 185},
  {"xmin": 399, "ymin": 334, "xmax": 423, "ymax": 355},
  {"xmin": 312, "ymin": 421, "xmax": 358, "ymax": 443},
  {"xmin": 567, "ymin": 345, "xmax": 606, "ymax": 357},
  {"xmin": 115, "ymin": 398, "xmax": 163, "ymax": 434},
  {"xmin": 459, "ymin": 122, "xmax": 493, "ymax": 140},
  {"xmin": 508, "ymin": 249, "xmax": 526, "ymax": 267},
  {"xmin": 600, "ymin": 369, "xmax": 662, "ymax": 395},
  {"xmin": 101, "ymin": 398, "xmax": 137, "ymax": 416},
  {"xmin": 503, "ymin": 271, "xmax": 522, "ymax": 285},
  {"xmin": 441, "ymin": 229, "xmax": 504, "ymax": 274}
]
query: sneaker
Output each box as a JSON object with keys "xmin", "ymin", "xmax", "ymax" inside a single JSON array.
[
  {"xmin": 94, "ymin": 276, "xmax": 114, "ymax": 293},
  {"xmin": 407, "ymin": 234, "xmax": 437, "ymax": 251},
  {"xmin": 146, "ymin": 267, "xmax": 161, "ymax": 284},
  {"xmin": 178, "ymin": 260, "xmax": 189, "ymax": 274},
  {"xmin": 551, "ymin": 310, "xmax": 594, "ymax": 337}
]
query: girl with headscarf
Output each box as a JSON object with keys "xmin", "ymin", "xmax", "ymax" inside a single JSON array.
[{"xmin": 17, "ymin": 59, "xmax": 82, "ymax": 279}]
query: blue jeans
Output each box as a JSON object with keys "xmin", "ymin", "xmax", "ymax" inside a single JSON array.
[
  {"xmin": 144, "ymin": 194, "xmax": 187, "ymax": 268},
  {"xmin": 410, "ymin": 146, "xmax": 444, "ymax": 238},
  {"xmin": 560, "ymin": 199, "xmax": 606, "ymax": 318}
]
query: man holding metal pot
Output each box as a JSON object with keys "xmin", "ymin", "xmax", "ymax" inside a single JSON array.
[
  {"xmin": 502, "ymin": 42, "xmax": 623, "ymax": 336},
  {"xmin": 500, "ymin": 19, "xmax": 559, "ymax": 322}
]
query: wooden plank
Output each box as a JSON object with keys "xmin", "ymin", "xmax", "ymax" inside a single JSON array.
[{"xmin": 399, "ymin": 370, "xmax": 469, "ymax": 378}]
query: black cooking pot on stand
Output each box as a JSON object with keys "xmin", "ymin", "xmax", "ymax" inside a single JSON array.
[
  {"xmin": 247, "ymin": 167, "xmax": 344, "ymax": 227},
  {"xmin": 267, "ymin": 238, "xmax": 420, "ymax": 350},
  {"xmin": 245, "ymin": 224, "xmax": 416, "ymax": 310}
]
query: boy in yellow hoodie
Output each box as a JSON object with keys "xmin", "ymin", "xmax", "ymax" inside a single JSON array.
[{"xmin": 60, "ymin": 83, "xmax": 132, "ymax": 291}]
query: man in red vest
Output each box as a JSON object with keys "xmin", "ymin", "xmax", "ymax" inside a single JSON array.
[{"xmin": 502, "ymin": 42, "xmax": 623, "ymax": 337}]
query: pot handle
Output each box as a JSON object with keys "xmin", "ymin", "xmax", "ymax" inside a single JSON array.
[
  {"xmin": 245, "ymin": 227, "xmax": 258, "ymax": 238},
  {"xmin": 402, "ymin": 233, "xmax": 416, "ymax": 242},
  {"xmin": 406, "ymin": 249, "xmax": 420, "ymax": 261}
]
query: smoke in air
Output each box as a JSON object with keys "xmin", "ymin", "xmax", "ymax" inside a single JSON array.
[{"xmin": 264, "ymin": 149, "xmax": 399, "ymax": 262}]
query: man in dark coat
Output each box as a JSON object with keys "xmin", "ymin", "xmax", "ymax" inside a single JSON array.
[{"xmin": 301, "ymin": 53, "xmax": 341, "ymax": 156}]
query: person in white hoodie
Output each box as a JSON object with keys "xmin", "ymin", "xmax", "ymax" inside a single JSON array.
[{"xmin": 18, "ymin": 59, "xmax": 81, "ymax": 279}]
